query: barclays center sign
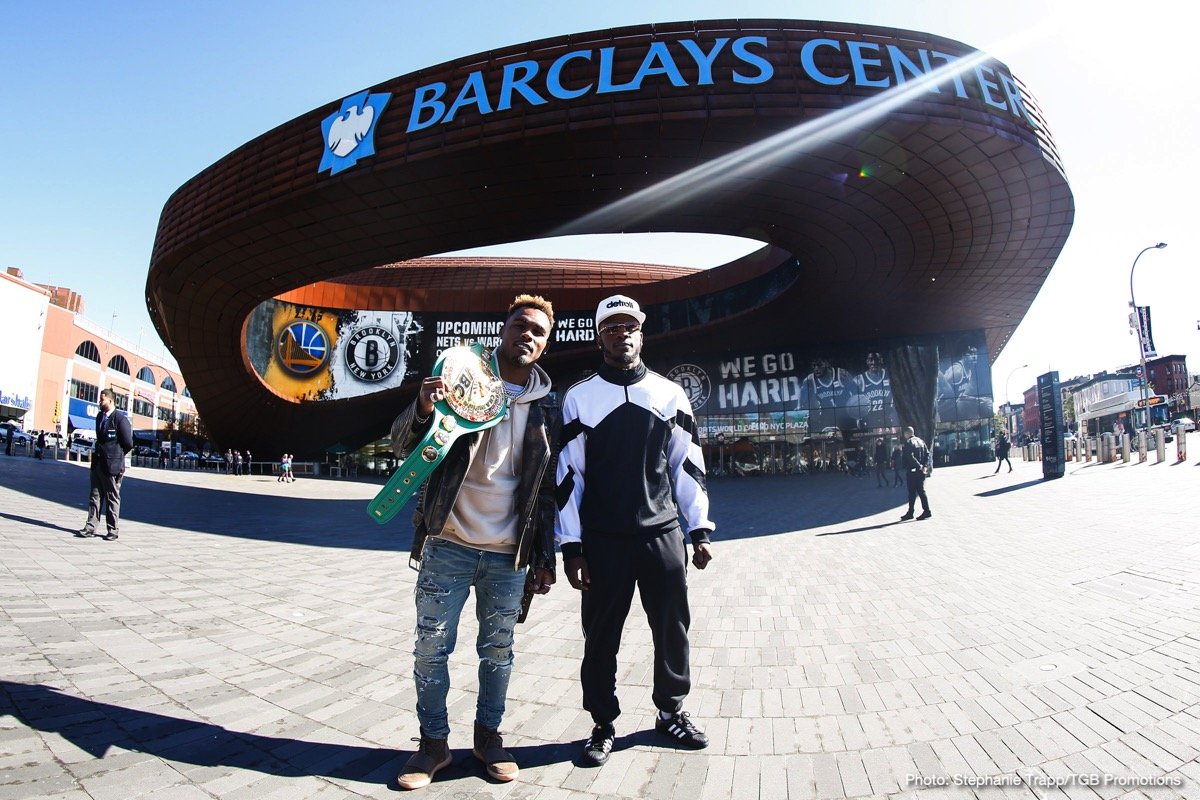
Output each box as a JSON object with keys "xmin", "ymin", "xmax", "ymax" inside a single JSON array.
[{"xmin": 318, "ymin": 25, "xmax": 1041, "ymax": 174}]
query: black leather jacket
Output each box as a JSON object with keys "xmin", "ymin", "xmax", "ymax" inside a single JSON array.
[{"xmin": 389, "ymin": 391, "xmax": 559, "ymax": 574}]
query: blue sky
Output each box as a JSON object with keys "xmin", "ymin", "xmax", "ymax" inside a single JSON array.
[{"xmin": 2, "ymin": 1, "xmax": 1194, "ymax": 399}]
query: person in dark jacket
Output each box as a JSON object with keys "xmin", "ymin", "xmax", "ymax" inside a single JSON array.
[
  {"xmin": 874, "ymin": 438, "xmax": 888, "ymax": 487},
  {"xmin": 993, "ymin": 432, "xmax": 1013, "ymax": 473},
  {"xmin": 390, "ymin": 295, "xmax": 559, "ymax": 790},
  {"xmin": 557, "ymin": 294, "xmax": 715, "ymax": 767},
  {"xmin": 78, "ymin": 388, "xmax": 134, "ymax": 540},
  {"xmin": 899, "ymin": 426, "xmax": 932, "ymax": 521}
]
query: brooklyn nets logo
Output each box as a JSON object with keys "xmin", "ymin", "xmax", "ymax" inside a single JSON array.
[
  {"xmin": 345, "ymin": 325, "xmax": 400, "ymax": 381},
  {"xmin": 277, "ymin": 321, "xmax": 330, "ymax": 376},
  {"xmin": 666, "ymin": 363, "xmax": 711, "ymax": 410}
]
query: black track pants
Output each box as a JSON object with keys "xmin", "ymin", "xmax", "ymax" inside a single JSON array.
[
  {"xmin": 906, "ymin": 470, "xmax": 929, "ymax": 514},
  {"xmin": 579, "ymin": 526, "xmax": 691, "ymax": 725}
]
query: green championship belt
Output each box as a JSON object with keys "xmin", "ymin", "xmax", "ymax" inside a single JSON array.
[{"xmin": 368, "ymin": 343, "xmax": 508, "ymax": 524}]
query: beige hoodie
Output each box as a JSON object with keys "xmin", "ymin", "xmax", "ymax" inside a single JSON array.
[{"xmin": 438, "ymin": 363, "xmax": 551, "ymax": 554}]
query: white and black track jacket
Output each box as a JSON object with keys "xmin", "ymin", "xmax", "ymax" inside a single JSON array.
[{"xmin": 555, "ymin": 362, "xmax": 714, "ymax": 559}]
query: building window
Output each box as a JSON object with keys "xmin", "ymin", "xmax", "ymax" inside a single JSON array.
[
  {"xmin": 161, "ymin": 375, "xmax": 177, "ymax": 392},
  {"xmin": 108, "ymin": 355, "xmax": 130, "ymax": 374},
  {"xmin": 109, "ymin": 389, "xmax": 130, "ymax": 412},
  {"xmin": 75, "ymin": 341, "xmax": 101, "ymax": 362},
  {"xmin": 137, "ymin": 366, "xmax": 156, "ymax": 384},
  {"xmin": 70, "ymin": 379, "xmax": 99, "ymax": 404},
  {"xmin": 132, "ymin": 399, "xmax": 154, "ymax": 417},
  {"xmin": 182, "ymin": 387, "xmax": 192, "ymax": 398},
  {"xmin": 157, "ymin": 407, "xmax": 176, "ymax": 423}
]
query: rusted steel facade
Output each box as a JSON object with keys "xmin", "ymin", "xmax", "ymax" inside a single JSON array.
[{"xmin": 147, "ymin": 20, "xmax": 1072, "ymax": 456}]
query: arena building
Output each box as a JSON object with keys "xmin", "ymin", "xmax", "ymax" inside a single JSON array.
[{"xmin": 145, "ymin": 19, "xmax": 1073, "ymax": 471}]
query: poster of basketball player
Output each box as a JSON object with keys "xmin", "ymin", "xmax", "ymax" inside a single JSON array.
[
  {"xmin": 797, "ymin": 357, "xmax": 858, "ymax": 433},
  {"xmin": 853, "ymin": 351, "xmax": 897, "ymax": 428},
  {"xmin": 936, "ymin": 334, "xmax": 993, "ymax": 421}
]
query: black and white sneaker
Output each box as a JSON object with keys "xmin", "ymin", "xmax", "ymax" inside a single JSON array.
[
  {"xmin": 581, "ymin": 723, "xmax": 615, "ymax": 766},
  {"xmin": 655, "ymin": 711, "xmax": 709, "ymax": 749}
]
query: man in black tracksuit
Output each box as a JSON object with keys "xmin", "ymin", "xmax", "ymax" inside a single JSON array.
[{"xmin": 556, "ymin": 294, "xmax": 715, "ymax": 767}]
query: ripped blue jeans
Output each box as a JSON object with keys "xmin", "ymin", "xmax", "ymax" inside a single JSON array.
[{"xmin": 413, "ymin": 537, "xmax": 528, "ymax": 738}]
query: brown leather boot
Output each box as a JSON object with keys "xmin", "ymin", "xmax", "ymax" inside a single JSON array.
[
  {"xmin": 397, "ymin": 731, "xmax": 452, "ymax": 790},
  {"xmin": 473, "ymin": 722, "xmax": 518, "ymax": 782}
]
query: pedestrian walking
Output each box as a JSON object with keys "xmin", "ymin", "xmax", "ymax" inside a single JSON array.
[
  {"xmin": 898, "ymin": 426, "xmax": 932, "ymax": 521},
  {"xmin": 874, "ymin": 438, "xmax": 887, "ymax": 487},
  {"xmin": 994, "ymin": 433, "xmax": 1013, "ymax": 473}
]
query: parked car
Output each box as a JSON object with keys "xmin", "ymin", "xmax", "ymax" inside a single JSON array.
[
  {"xmin": 1171, "ymin": 417, "xmax": 1196, "ymax": 433},
  {"xmin": 2, "ymin": 422, "xmax": 33, "ymax": 448},
  {"xmin": 69, "ymin": 433, "xmax": 95, "ymax": 455}
]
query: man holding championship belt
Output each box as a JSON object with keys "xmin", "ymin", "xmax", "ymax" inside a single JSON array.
[{"xmin": 390, "ymin": 295, "xmax": 558, "ymax": 790}]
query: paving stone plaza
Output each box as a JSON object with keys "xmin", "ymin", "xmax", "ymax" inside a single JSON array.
[{"xmin": 2, "ymin": 450, "xmax": 1199, "ymax": 799}]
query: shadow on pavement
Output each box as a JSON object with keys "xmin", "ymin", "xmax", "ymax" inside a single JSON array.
[
  {"xmin": 974, "ymin": 479, "xmax": 1045, "ymax": 497},
  {"xmin": 817, "ymin": 520, "xmax": 906, "ymax": 537},
  {"xmin": 706, "ymin": 473, "xmax": 903, "ymax": 538},
  {"xmin": 535, "ymin": 727, "xmax": 702, "ymax": 769},
  {"xmin": 0, "ymin": 457, "xmax": 414, "ymax": 552},
  {"xmin": 0, "ymin": 511, "xmax": 79, "ymax": 535},
  {"xmin": 2, "ymin": 455, "xmax": 934, "ymax": 546},
  {"xmin": 0, "ymin": 681, "xmax": 400, "ymax": 785},
  {"xmin": 0, "ymin": 680, "xmax": 583, "ymax": 788}
]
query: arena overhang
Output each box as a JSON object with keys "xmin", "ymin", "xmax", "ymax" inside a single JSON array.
[{"xmin": 146, "ymin": 19, "xmax": 1073, "ymax": 455}]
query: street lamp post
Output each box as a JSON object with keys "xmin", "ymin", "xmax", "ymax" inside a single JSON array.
[
  {"xmin": 1005, "ymin": 364, "xmax": 1029, "ymax": 437},
  {"xmin": 1129, "ymin": 242, "xmax": 1167, "ymax": 448}
]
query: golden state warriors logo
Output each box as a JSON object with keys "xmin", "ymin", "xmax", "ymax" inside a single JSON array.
[
  {"xmin": 667, "ymin": 364, "xmax": 710, "ymax": 410},
  {"xmin": 345, "ymin": 325, "xmax": 399, "ymax": 382},
  {"xmin": 277, "ymin": 321, "xmax": 330, "ymax": 376}
]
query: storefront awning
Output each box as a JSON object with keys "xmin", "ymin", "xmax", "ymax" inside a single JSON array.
[
  {"xmin": 67, "ymin": 414, "xmax": 95, "ymax": 431},
  {"xmin": 1, "ymin": 403, "xmax": 29, "ymax": 423}
]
